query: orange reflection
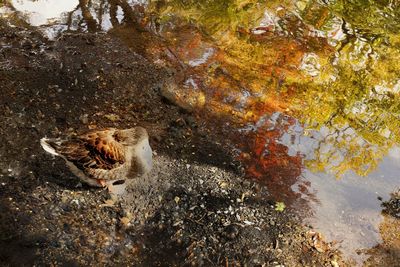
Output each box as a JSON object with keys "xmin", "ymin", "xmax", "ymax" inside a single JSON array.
[{"xmin": 234, "ymin": 114, "xmax": 305, "ymax": 206}]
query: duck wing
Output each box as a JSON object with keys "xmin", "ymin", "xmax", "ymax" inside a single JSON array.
[{"xmin": 42, "ymin": 129, "xmax": 126, "ymax": 177}]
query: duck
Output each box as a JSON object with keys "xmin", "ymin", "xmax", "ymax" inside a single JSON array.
[{"xmin": 40, "ymin": 127, "xmax": 152, "ymax": 187}]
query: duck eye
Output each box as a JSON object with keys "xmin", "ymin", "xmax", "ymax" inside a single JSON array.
[{"xmin": 112, "ymin": 180, "xmax": 125, "ymax": 185}]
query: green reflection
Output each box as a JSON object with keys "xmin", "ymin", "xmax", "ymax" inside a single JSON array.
[
  {"xmin": 329, "ymin": 0, "xmax": 400, "ymax": 36},
  {"xmin": 150, "ymin": 0, "xmax": 400, "ymax": 177},
  {"xmin": 296, "ymin": 0, "xmax": 400, "ymax": 176}
]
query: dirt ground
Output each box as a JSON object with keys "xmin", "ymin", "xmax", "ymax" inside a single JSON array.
[{"xmin": 0, "ymin": 19, "xmax": 348, "ymax": 266}]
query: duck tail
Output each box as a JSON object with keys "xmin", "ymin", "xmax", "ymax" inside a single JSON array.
[{"xmin": 40, "ymin": 138, "xmax": 60, "ymax": 156}]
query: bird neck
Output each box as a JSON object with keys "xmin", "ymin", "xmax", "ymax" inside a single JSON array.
[{"xmin": 129, "ymin": 138, "xmax": 153, "ymax": 176}]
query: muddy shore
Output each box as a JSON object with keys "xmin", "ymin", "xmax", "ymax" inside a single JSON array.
[{"xmin": 0, "ymin": 19, "xmax": 349, "ymax": 266}]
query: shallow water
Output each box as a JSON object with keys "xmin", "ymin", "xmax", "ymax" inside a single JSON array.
[
  {"xmin": 297, "ymin": 153, "xmax": 399, "ymax": 263},
  {"xmin": 2, "ymin": 0, "xmax": 400, "ymax": 264}
]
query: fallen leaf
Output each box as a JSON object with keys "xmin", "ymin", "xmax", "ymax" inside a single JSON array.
[
  {"xmin": 174, "ymin": 196, "xmax": 180, "ymax": 204},
  {"xmin": 104, "ymin": 114, "xmax": 120, "ymax": 121},
  {"xmin": 275, "ymin": 201, "xmax": 286, "ymax": 212},
  {"xmin": 120, "ymin": 217, "xmax": 131, "ymax": 225},
  {"xmin": 100, "ymin": 199, "xmax": 115, "ymax": 207}
]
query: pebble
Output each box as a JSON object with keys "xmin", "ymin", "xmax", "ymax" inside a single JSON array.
[
  {"xmin": 224, "ymin": 224, "xmax": 239, "ymax": 240},
  {"xmin": 79, "ymin": 114, "xmax": 88, "ymax": 124}
]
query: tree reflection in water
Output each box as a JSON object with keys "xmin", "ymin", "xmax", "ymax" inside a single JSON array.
[{"xmin": 65, "ymin": 0, "xmax": 145, "ymax": 32}]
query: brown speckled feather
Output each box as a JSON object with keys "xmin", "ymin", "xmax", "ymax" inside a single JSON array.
[
  {"xmin": 54, "ymin": 129, "xmax": 125, "ymax": 172},
  {"xmin": 41, "ymin": 127, "xmax": 153, "ymax": 187}
]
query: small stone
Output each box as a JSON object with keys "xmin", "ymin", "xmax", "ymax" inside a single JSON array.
[
  {"xmin": 120, "ymin": 217, "xmax": 131, "ymax": 226},
  {"xmin": 331, "ymin": 260, "xmax": 339, "ymax": 267},
  {"xmin": 224, "ymin": 224, "xmax": 239, "ymax": 240},
  {"xmin": 220, "ymin": 182, "xmax": 228, "ymax": 189},
  {"xmin": 79, "ymin": 114, "xmax": 88, "ymax": 124},
  {"xmin": 243, "ymin": 220, "xmax": 254, "ymax": 225}
]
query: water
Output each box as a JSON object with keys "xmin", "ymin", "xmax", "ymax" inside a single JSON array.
[
  {"xmin": 11, "ymin": 0, "xmax": 78, "ymax": 26},
  {"xmin": 2, "ymin": 0, "xmax": 399, "ymax": 264},
  {"xmin": 298, "ymin": 158, "xmax": 399, "ymax": 263}
]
